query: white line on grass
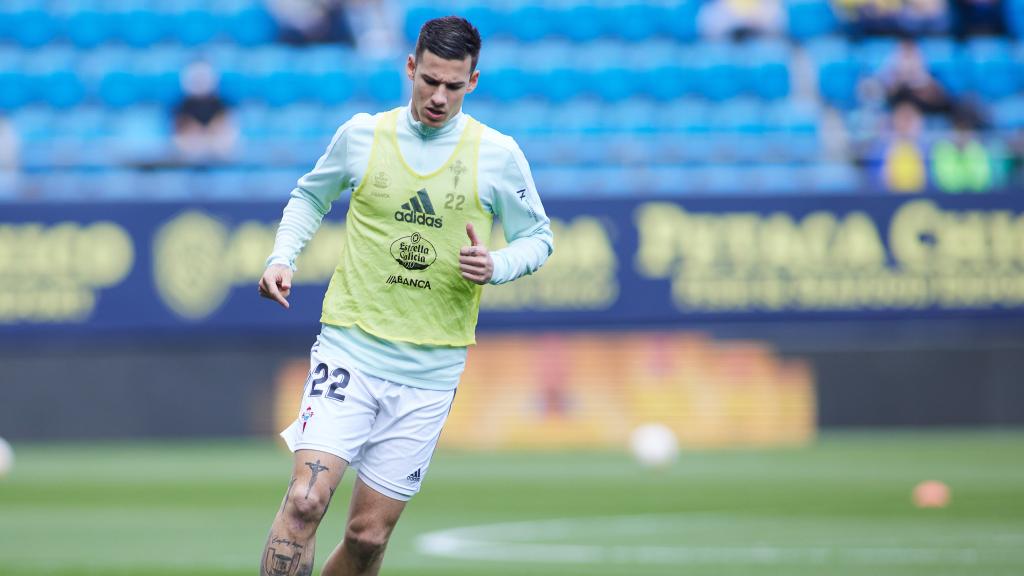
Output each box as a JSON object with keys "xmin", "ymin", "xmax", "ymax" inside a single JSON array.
[{"xmin": 415, "ymin": 515, "xmax": 983, "ymax": 566}]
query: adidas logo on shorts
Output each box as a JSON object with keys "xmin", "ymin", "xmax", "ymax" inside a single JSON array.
[{"xmin": 406, "ymin": 468, "xmax": 421, "ymax": 483}]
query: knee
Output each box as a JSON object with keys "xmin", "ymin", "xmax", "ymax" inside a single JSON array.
[
  {"xmin": 286, "ymin": 489, "xmax": 330, "ymax": 526},
  {"xmin": 344, "ymin": 523, "xmax": 390, "ymax": 564}
]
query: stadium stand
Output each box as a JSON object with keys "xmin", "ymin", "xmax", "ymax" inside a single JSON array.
[{"xmin": 0, "ymin": 0, "xmax": 1022, "ymax": 200}]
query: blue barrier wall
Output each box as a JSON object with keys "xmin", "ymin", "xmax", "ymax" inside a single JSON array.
[{"xmin": 3, "ymin": 194, "xmax": 1024, "ymax": 336}]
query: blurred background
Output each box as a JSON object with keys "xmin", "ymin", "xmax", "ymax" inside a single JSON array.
[{"xmin": 1, "ymin": 1, "xmax": 1023, "ymax": 575}]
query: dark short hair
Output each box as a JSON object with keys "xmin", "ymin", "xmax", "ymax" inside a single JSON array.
[{"xmin": 415, "ymin": 16, "xmax": 482, "ymax": 71}]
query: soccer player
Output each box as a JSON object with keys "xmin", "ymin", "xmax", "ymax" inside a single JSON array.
[{"xmin": 256, "ymin": 16, "xmax": 553, "ymax": 576}]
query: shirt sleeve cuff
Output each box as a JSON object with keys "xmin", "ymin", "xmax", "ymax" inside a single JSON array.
[
  {"xmin": 488, "ymin": 250, "xmax": 510, "ymax": 285},
  {"xmin": 266, "ymin": 255, "xmax": 296, "ymax": 271}
]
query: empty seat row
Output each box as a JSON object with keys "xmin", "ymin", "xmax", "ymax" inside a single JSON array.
[
  {"xmin": 0, "ymin": 40, "xmax": 795, "ymax": 110},
  {"xmin": 8, "ymin": 162, "xmax": 861, "ymax": 203},
  {"xmin": 405, "ymin": 1, "xmax": 842, "ymax": 44},
  {"xmin": 0, "ymin": 2, "xmax": 276, "ymax": 48}
]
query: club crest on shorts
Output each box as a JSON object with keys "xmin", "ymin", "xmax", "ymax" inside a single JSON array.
[{"xmin": 301, "ymin": 405, "xmax": 314, "ymax": 433}]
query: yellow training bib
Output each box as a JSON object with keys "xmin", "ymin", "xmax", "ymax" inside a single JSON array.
[{"xmin": 321, "ymin": 109, "xmax": 492, "ymax": 346}]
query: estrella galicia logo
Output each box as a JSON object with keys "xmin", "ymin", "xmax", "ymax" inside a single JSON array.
[
  {"xmin": 394, "ymin": 189, "xmax": 443, "ymax": 229},
  {"xmin": 390, "ymin": 232, "xmax": 437, "ymax": 271}
]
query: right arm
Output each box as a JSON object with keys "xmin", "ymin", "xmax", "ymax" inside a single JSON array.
[{"xmin": 259, "ymin": 118, "xmax": 360, "ymax": 308}]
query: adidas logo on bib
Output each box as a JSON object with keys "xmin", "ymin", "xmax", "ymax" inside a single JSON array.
[
  {"xmin": 406, "ymin": 468, "xmax": 421, "ymax": 483},
  {"xmin": 394, "ymin": 189, "xmax": 443, "ymax": 229}
]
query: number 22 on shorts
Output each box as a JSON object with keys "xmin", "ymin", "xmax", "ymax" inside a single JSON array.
[{"xmin": 306, "ymin": 363, "xmax": 350, "ymax": 402}]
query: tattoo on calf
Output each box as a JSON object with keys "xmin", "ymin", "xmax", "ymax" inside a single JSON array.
[
  {"xmin": 303, "ymin": 460, "xmax": 329, "ymax": 499},
  {"xmin": 264, "ymin": 546, "xmax": 302, "ymax": 576},
  {"xmin": 271, "ymin": 537, "xmax": 304, "ymax": 550}
]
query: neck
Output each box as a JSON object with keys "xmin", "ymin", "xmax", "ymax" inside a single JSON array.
[{"xmin": 406, "ymin": 105, "xmax": 461, "ymax": 139}]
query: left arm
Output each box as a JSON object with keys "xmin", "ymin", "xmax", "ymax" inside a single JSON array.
[{"xmin": 485, "ymin": 142, "xmax": 554, "ymax": 284}]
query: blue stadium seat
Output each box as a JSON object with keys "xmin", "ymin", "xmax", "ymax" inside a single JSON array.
[
  {"xmin": 786, "ymin": 0, "xmax": 839, "ymax": 40},
  {"xmin": 507, "ymin": 4, "xmax": 553, "ymax": 42},
  {"xmin": 766, "ymin": 100, "xmax": 821, "ymax": 163},
  {"xmin": 300, "ymin": 46, "xmax": 357, "ymax": 106},
  {"xmin": 855, "ymin": 37, "xmax": 898, "ymax": 74},
  {"xmin": 991, "ymin": 96, "xmax": 1024, "ymax": 132},
  {"xmin": 810, "ymin": 162, "xmax": 861, "ymax": 193},
  {"xmin": 10, "ymin": 7, "xmax": 57, "ymax": 48},
  {"xmin": 500, "ymin": 101, "xmax": 550, "ymax": 137},
  {"xmin": 0, "ymin": 49, "xmax": 31, "ymax": 110},
  {"xmin": 108, "ymin": 106, "xmax": 171, "ymax": 165},
  {"xmin": 715, "ymin": 99, "xmax": 769, "ymax": 163},
  {"xmin": 84, "ymin": 47, "xmax": 143, "ymax": 108},
  {"xmin": 516, "ymin": 41, "xmax": 584, "ymax": 103},
  {"xmin": 173, "ymin": 7, "xmax": 221, "ymax": 46},
  {"xmin": 11, "ymin": 106, "xmax": 55, "ymax": 145},
  {"xmin": 966, "ymin": 38, "xmax": 1017, "ymax": 99},
  {"xmin": 556, "ymin": 5, "xmax": 603, "ymax": 43},
  {"xmin": 247, "ymin": 46, "xmax": 304, "ymax": 107},
  {"xmin": 461, "ymin": 5, "xmax": 500, "ymax": 40},
  {"xmin": 226, "ymin": 4, "xmax": 278, "ymax": 46},
  {"xmin": 65, "ymin": 8, "xmax": 114, "ymax": 49},
  {"xmin": 136, "ymin": 46, "xmax": 188, "ymax": 106},
  {"xmin": 583, "ymin": 42, "xmax": 639, "ymax": 102},
  {"xmin": 639, "ymin": 42, "xmax": 690, "ymax": 101},
  {"xmin": 610, "ymin": 4, "xmax": 664, "ymax": 42},
  {"xmin": 29, "ymin": 48, "xmax": 86, "ymax": 109},
  {"xmin": 206, "ymin": 45, "xmax": 249, "ymax": 104},
  {"xmin": 696, "ymin": 43, "xmax": 741, "ymax": 101},
  {"xmin": 918, "ymin": 38, "xmax": 969, "ymax": 97},
  {"xmin": 117, "ymin": 8, "xmax": 166, "ymax": 47},
  {"xmin": 661, "ymin": 1, "xmax": 699, "ymax": 42},
  {"xmin": 810, "ymin": 38, "xmax": 859, "ymax": 108},
  {"xmin": 743, "ymin": 40, "xmax": 790, "ymax": 100},
  {"xmin": 749, "ymin": 164, "xmax": 802, "ymax": 194},
  {"xmin": 1007, "ymin": 0, "xmax": 1024, "ymax": 38},
  {"xmin": 404, "ymin": 5, "xmax": 447, "ymax": 44},
  {"xmin": 361, "ymin": 59, "xmax": 404, "ymax": 105}
]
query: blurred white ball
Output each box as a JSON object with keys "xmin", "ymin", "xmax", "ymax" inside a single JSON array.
[
  {"xmin": 0, "ymin": 437, "xmax": 12, "ymax": 478},
  {"xmin": 629, "ymin": 423, "xmax": 679, "ymax": 467}
]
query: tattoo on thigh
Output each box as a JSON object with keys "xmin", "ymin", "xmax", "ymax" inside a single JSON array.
[{"xmin": 304, "ymin": 460, "xmax": 329, "ymax": 499}]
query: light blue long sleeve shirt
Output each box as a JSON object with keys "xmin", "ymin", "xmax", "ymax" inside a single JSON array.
[{"xmin": 268, "ymin": 105, "xmax": 553, "ymax": 390}]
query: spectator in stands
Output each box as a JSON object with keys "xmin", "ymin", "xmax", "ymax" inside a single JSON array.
[
  {"xmin": 841, "ymin": 0, "xmax": 950, "ymax": 35},
  {"xmin": 698, "ymin": 0, "xmax": 785, "ymax": 40},
  {"xmin": 346, "ymin": 0, "xmax": 400, "ymax": 57},
  {"xmin": 265, "ymin": 0, "xmax": 356, "ymax": 46},
  {"xmin": 879, "ymin": 101, "xmax": 928, "ymax": 193},
  {"xmin": 172, "ymin": 61, "xmax": 237, "ymax": 164},
  {"xmin": 878, "ymin": 39, "xmax": 952, "ymax": 116},
  {"xmin": 931, "ymin": 108, "xmax": 996, "ymax": 192},
  {"xmin": 953, "ymin": 0, "xmax": 1005, "ymax": 37}
]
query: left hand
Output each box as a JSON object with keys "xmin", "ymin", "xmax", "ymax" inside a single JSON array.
[{"xmin": 459, "ymin": 222, "xmax": 493, "ymax": 285}]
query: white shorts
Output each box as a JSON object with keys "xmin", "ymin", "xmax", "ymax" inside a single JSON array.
[{"xmin": 280, "ymin": 345, "xmax": 457, "ymax": 501}]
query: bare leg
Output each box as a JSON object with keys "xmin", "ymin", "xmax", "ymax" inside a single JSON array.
[
  {"xmin": 260, "ymin": 449, "xmax": 347, "ymax": 576},
  {"xmin": 320, "ymin": 477, "xmax": 408, "ymax": 576}
]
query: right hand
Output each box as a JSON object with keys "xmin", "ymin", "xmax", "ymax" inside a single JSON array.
[{"xmin": 258, "ymin": 264, "xmax": 293, "ymax": 309}]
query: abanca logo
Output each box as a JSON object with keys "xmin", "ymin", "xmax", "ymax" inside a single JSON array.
[{"xmin": 395, "ymin": 189, "xmax": 443, "ymax": 229}]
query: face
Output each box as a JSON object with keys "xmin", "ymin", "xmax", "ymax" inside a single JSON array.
[{"xmin": 407, "ymin": 49, "xmax": 478, "ymax": 127}]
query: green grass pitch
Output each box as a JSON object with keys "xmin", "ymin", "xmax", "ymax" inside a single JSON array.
[{"xmin": 1, "ymin": 430, "xmax": 1022, "ymax": 576}]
